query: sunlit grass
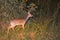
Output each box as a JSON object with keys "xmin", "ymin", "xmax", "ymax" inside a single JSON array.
[{"xmin": 0, "ymin": 17, "xmax": 59, "ymax": 40}]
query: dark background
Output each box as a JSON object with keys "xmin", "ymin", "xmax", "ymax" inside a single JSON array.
[{"xmin": 0, "ymin": 0, "xmax": 60, "ymax": 40}]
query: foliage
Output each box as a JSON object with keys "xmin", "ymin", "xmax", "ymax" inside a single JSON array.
[{"xmin": 0, "ymin": 0, "xmax": 60, "ymax": 40}]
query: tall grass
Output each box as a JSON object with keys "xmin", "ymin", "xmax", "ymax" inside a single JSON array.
[{"xmin": 0, "ymin": 0, "xmax": 60, "ymax": 40}]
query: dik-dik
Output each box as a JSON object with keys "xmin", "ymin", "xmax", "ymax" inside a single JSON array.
[{"xmin": 7, "ymin": 11, "xmax": 33, "ymax": 34}]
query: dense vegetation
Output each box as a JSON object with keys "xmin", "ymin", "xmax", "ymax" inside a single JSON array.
[{"xmin": 0, "ymin": 0, "xmax": 60, "ymax": 40}]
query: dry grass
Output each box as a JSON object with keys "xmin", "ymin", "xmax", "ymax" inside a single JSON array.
[{"xmin": 0, "ymin": 0, "xmax": 60, "ymax": 40}]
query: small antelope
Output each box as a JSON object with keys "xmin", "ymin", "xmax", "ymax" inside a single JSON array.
[{"xmin": 7, "ymin": 11, "xmax": 33, "ymax": 34}]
